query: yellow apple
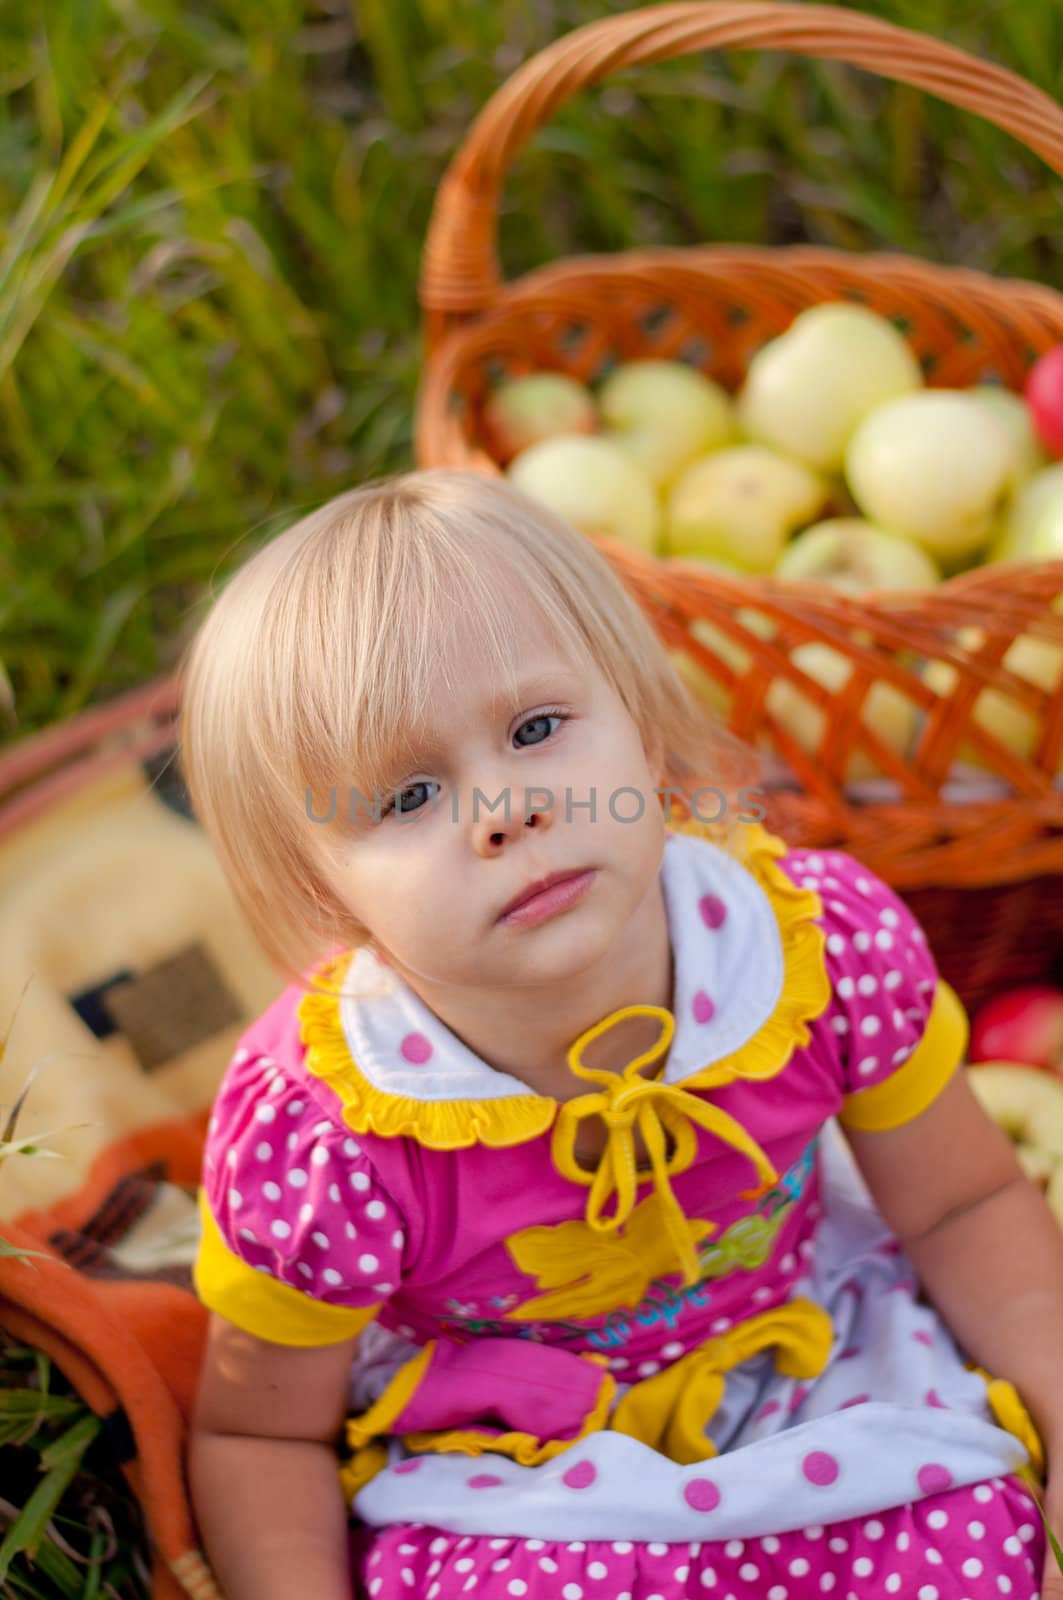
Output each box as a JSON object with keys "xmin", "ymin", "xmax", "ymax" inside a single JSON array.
[
  {"xmin": 985, "ymin": 464, "xmax": 1063, "ymax": 564},
  {"xmin": 737, "ymin": 304, "xmax": 923, "ymax": 473},
  {"xmin": 765, "ymin": 641, "xmax": 918, "ymax": 782},
  {"xmin": 507, "ymin": 434, "xmax": 660, "ymax": 553},
  {"xmin": 774, "ymin": 518, "xmax": 941, "ymax": 593},
  {"xmin": 969, "ymin": 385, "xmax": 1051, "ymax": 492},
  {"xmin": 845, "ymin": 390, "xmax": 1014, "ymax": 565},
  {"xmin": 482, "ymin": 373, "xmax": 597, "ymax": 463},
  {"xmin": 1029, "ymin": 490, "xmax": 1063, "ymax": 559},
  {"xmin": 598, "ymin": 360, "xmax": 736, "ymax": 489},
  {"xmin": 922, "ymin": 623, "xmax": 1063, "ymax": 770},
  {"xmin": 664, "ymin": 446, "xmax": 830, "ymax": 572}
]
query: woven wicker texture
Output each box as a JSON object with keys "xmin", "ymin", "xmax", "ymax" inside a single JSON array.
[{"xmin": 413, "ymin": 0, "xmax": 1063, "ymax": 875}]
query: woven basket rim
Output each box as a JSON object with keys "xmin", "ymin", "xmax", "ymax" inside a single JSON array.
[{"xmin": 415, "ymin": 242, "xmax": 1063, "ymax": 441}]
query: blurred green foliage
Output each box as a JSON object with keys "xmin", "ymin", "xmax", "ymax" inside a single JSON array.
[{"xmin": 1, "ymin": 0, "xmax": 1060, "ymax": 739}]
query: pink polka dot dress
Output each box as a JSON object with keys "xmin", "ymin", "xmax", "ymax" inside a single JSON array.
[{"xmin": 193, "ymin": 818, "xmax": 1047, "ymax": 1599}]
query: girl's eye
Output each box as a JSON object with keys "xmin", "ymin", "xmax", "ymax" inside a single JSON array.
[
  {"xmin": 381, "ymin": 780, "xmax": 439, "ymax": 819},
  {"xmin": 514, "ymin": 711, "xmax": 568, "ymax": 748},
  {"xmin": 380, "ymin": 712, "xmax": 569, "ymax": 820}
]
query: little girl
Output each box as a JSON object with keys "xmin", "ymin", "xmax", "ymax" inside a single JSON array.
[{"xmin": 180, "ymin": 469, "xmax": 1063, "ymax": 1600}]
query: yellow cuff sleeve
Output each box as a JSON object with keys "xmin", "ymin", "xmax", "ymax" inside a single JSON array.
[
  {"xmin": 838, "ymin": 979, "xmax": 968, "ymax": 1133},
  {"xmin": 193, "ymin": 1189, "xmax": 383, "ymax": 1346}
]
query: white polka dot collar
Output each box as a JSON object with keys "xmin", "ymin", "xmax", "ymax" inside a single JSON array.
[{"xmin": 332, "ymin": 826, "xmax": 788, "ymax": 1106}]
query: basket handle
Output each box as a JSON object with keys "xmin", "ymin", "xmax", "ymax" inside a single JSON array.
[{"xmin": 419, "ymin": 0, "xmax": 1063, "ymax": 355}]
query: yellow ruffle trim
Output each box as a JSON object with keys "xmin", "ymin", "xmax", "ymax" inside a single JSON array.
[
  {"xmin": 296, "ymin": 818, "xmax": 830, "ymax": 1154},
  {"xmin": 298, "ymin": 963, "xmax": 556, "ymax": 1149},
  {"xmin": 667, "ymin": 817, "xmax": 833, "ymax": 1090}
]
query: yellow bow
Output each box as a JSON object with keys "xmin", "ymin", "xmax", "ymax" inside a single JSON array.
[
  {"xmin": 611, "ymin": 1296, "xmax": 834, "ymax": 1463},
  {"xmin": 553, "ymin": 1004, "xmax": 780, "ymax": 1288}
]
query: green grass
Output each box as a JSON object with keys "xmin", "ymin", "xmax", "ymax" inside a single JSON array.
[
  {"xmin": 0, "ymin": 0, "xmax": 1061, "ymax": 740},
  {"xmin": 0, "ymin": 1332, "xmax": 152, "ymax": 1599}
]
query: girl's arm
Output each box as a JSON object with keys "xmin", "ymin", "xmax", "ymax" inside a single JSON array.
[
  {"xmin": 845, "ymin": 1064, "xmax": 1063, "ymax": 1453},
  {"xmin": 188, "ymin": 1311, "xmax": 364, "ymax": 1600}
]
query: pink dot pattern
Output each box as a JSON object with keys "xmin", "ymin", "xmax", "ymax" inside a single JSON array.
[
  {"xmin": 562, "ymin": 1460, "xmax": 597, "ymax": 1490},
  {"xmin": 803, "ymin": 1450, "xmax": 840, "ymax": 1486},
  {"xmin": 350, "ymin": 1474, "xmax": 1044, "ymax": 1599},
  {"xmin": 683, "ymin": 1478, "xmax": 721, "ymax": 1512},
  {"xmin": 692, "ymin": 990, "xmax": 716, "ymax": 1025},
  {"xmin": 698, "ymin": 893, "xmax": 728, "ymax": 930},
  {"xmin": 918, "ymin": 1464, "xmax": 954, "ymax": 1494},
  {"xmin": 401, "ymin": 1032, "xmax": 433, "ymax": 1064}
]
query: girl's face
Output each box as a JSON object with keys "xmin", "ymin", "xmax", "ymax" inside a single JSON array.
[{"xmin": 313, "ymin": 608, "xmax": 668, "ymax": 995}]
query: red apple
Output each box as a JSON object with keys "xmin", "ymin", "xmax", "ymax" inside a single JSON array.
[
  {"xmin": 969, "ymin": 984, "xmax": 1063, "ymax": 1072},
  {"xmin": 1025, "ymin": 346, "xmax": 1063, "ymax": 459}
]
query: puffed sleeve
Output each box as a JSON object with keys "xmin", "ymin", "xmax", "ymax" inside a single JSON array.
[
  {"xmin": 194, "ymin": 1046, "xmax": 408, "ymax": 1346},
  {"xmin": 786, "ymin": 848, "xmax": 969, "ymax": 1133}
]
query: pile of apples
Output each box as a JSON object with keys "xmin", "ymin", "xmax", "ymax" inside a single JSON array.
[
  {"xmin": 487, "ymin": 308, "xmax": 1063, "ymax": 784},
  {"xmin": 966, "ymin": 983, "xmax": 1063, "ymax": 1230}
]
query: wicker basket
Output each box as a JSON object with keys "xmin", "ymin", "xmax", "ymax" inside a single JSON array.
[{"xmin": 414, "ymin": 0, "xmax": 1063, "ymax": 1011}]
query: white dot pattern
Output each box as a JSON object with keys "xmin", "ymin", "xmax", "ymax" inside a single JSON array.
[
  {"xmin": 791, "ymin": 849, "xmax": 941, "ymax": 1101},
  {"xmin": 353, "ymin": 1478, "xmax": 1046, "ymax": 1600},
  {"xmin": 202, "ymin": 1050, "xmax": 407, "ymax": 1310}
]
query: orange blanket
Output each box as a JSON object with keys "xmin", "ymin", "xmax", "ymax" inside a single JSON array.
[{"xmin": 3, "ymin": 1112, "xmax": 220, "ymax": 1600}]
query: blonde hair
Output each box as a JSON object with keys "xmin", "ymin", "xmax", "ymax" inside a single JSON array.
[{"xmin": 177, "ymin": 468, "xmax": 761, "ymax": 987}]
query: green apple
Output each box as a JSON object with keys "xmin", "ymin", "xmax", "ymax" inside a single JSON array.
[
  {"xmin": 483, "ymin": 373, "xmax": 597, "ymax": 462},
  {"xmin": 507, "ymin": 433, "xmax": 660, "ymax": 552},
  {"xmin": 775, "ymin": 517, "xmax": 941, "ymax": 593},
  {"xmin": 764, "ymin": 640, "xmax": 918, "ymax": 783},
  {"xmin": 737, "ymin": 304, "xmax": 923, "ymax": 473},
  {"xmin": 985, "ymin": 464, "xmax": 1063, "ymax": 564},
  {"xmin": 969, "ymin": 385, "xmax": 1051, "ymax": 492},
  {"xmin": 923, "ymin": 623, "xmax": 1063, "ymax": 770},
  {"xmin": 663, "ymin": 445, "xmax": 830, "ymax": 572},
  {"xmin": 598, "ymin": 360, "xmax": 736, "ymax": 489},
  {"xmin": 845, "ymin": 390, "xmax": 1013, "ymax": 565}
]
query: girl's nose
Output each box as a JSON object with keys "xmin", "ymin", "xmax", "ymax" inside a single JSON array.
[{"xmin": 472, "ymin": 786, "xmax": 554, "ymax": 852}]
